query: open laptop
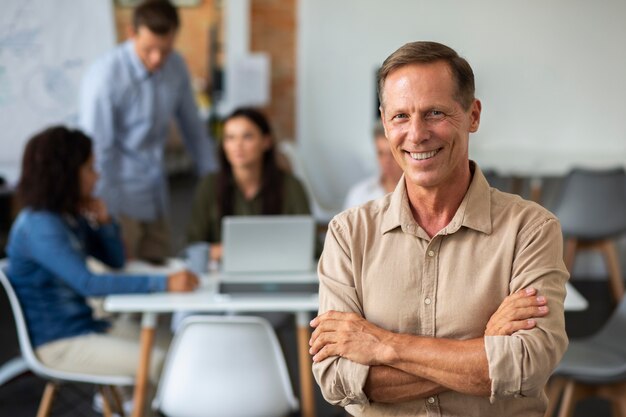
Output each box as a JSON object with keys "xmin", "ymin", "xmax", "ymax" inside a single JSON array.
[{"xmin": 219, "ymin": 215, "xmax": 318, "ymax": 295}]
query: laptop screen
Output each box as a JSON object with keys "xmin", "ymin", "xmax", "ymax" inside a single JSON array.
[{"xmin": 221, "ymin": 215, "xmax": 316, "ymax": 274}]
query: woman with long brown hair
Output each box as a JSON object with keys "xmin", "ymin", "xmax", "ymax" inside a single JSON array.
[{"xmin": 187, "ymin": 107, "xmax": 311, "ymax": 261}]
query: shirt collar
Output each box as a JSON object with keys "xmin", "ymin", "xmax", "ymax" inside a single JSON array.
[
  {"xmin": 124, "ymin": 40, "xmax": 151, "ymax": 80},
  {"xmin": 381, "ymin": 161, "xmax": 493, "ymax": 236}
]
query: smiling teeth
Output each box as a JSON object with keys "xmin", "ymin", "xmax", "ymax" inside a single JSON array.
[{"xmin": 409, "ymin": 150, "xmax": 438, "ymax": 160}]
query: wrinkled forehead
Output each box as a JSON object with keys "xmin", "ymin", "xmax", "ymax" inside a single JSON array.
[{"xmin": 380, "ymin": 62, "xmax": 459, "ymax": 109}]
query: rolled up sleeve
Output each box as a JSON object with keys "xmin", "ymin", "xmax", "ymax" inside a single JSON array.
[
  {"xmin": 313, "ymin": 218, "xmax": 371, "ymax": 406},
  {"xmin": 485, "ymin": 218, "xmax": 569, "ymax": 402}
]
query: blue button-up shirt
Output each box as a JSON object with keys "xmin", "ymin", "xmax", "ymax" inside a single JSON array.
[{"xmin": 79, "ymin": 41, "xmax": 217, "ymax": 220}]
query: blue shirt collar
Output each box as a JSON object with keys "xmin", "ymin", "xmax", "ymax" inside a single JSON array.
[{"xmin": 124, "ymin": 40, "xmax": 150, "ymax": 80}]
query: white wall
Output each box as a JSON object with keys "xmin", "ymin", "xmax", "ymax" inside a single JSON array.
[{"xmin": 297, "ymin": 0, "xmax": 626, "ymax": 212}]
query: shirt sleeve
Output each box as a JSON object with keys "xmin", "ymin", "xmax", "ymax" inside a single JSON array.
[
  {"xmin": 313, "ymin": 217, "xmax": 371, "ymax": 407},
  {"xmin": 78, "ymin": 66, "xmax": 120, "ymax": 215},
  {"xmin": 484, "ymin": 217, "xmax": 569, "ymax": 402},
  {"xmin": 27, "ymin": 214, "xmax": 167, "ymax": 296},
  {"xmin": 173, "ymin": 56, "xmax": 218, "ymax": 176},
  {"xmin": 82, "ymin": 218, "xmax": 125, "ymax": 268}
]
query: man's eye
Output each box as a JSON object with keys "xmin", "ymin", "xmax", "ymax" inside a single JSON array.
[
  {"xmin": 428, "ymin": 110, "xmax": 444, "ymax": 118},
  {"xmin": 393, "ymin": 113, "xmax": 408, "ymax": 120}
]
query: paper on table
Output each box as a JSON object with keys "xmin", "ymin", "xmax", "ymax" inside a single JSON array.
[{"xmin": 87, "ymin": 257, "xmax": 186, "ymax": 275}]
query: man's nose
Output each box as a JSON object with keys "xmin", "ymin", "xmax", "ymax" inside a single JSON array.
[
  {"xmin": 150, "ymin": 51, "xmax": 164, "ymax": 67},
  {"xmin": 407, "ymin": 117, "xmax": 430, "ymax": 143}
]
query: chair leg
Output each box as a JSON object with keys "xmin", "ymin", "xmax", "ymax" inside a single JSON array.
[
  {"xmin": 98, "ymin": 385, "xmax": 114, "ymax": 417},
  {"xmin": 36, "ymin": 382, "xmax": 58, "ymax": 417},
  {"xmin": 109, "ymin": 385, "xmax": 126, "ymax": 417},
  {"xmin": 600, "ymin": 240, "xmax": 624, "ymax": 303},
  {"xmin": 597, "ymin": 381, "xmax": 626, "ymax": 417},
  {"xmin": 544, "ymin": 377, "xmax": 566, "ymax": 417},
  {"xmin": 563, "ymin": 238, "xmax": 578, "ymax": 274},
  {"xmin": 557, "ymin": 380, "xmax": 592, "ymax": 417}
]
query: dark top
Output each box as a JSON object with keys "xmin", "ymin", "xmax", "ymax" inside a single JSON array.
[{"xmin": 186, "ymin": 172, "xmax": 312, "ymax": 243}]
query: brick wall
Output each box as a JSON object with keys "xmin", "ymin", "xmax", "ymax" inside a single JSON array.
[
  {"xmin": 114, "ymin": 0, "xmax": 297, "ymax": 142},
  {"xmin": 114, "ymin": 1, "xmax": 218, "ymax": 89},
  {"xmin": 250, "ymin": 0, "xmax": 296, "ymax": 142}
]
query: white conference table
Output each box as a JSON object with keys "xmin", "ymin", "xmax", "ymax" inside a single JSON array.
[
  {"xmin": 104, "ymin": 260, "xmax": 320, "ymax": 417},
  {"xmin": 104, "ymin": 260, "xmax": 587, "ymax": 417}
]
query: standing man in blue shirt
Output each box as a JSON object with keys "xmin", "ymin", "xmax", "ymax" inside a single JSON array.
[{"xmin": 79, "ymin": 0, "xmax": 217, "ymax": 262}]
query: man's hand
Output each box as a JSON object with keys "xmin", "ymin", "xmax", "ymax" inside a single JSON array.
[
  {"xmin": 309, "ymin": 310, "xmax": 395, "ymax": 365},
  {"xmin": 167, "ymin": 270, "xmax": 199, "ymax": 292},
  {"xmin": 485, "ymin": 287, "xmax": 548, "ymax": 336}
]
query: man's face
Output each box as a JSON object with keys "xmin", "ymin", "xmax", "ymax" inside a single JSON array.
[
  {"xmin": 374, "ymin": 135, "xmax": 403, "ymax": 184},
  {"xmin": 131, "ymin": 26, "xmax": 176, "ymax": 73},
  {"xmin": 380, "ymin": 61, "xmax": 481, "ymax": 192}
]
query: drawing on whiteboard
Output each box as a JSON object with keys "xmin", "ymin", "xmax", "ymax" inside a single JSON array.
[
  {"xmin": 22, "ymin": 62, "xmax": 83, "ymax": 113},
  {"xmin": 0, "ymin": 0, "xmax": 115, "ymax": 185},
  {"xmin": 0, "ymin": 29, "xmax": 41, "ymax": 57}
]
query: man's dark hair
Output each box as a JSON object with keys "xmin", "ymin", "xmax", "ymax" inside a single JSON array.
[
  {"xmin": 18, "ymin": 126, "xmax": 92, "ymax": 215},
  {"xmin": 377, "ymin": 41, "xmax": 475, "ymax": 110},
  {"xmin": 133, "ymin": 0, "xmax": 180, "ymax": 35}
]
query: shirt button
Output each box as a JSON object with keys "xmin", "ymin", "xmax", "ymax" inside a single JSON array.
[
  {"xmin": 427, "ymin": 396, "xmax": 435, "ymax": 404},
  {"xmin": 428, "ymin": 250, "xmax": 435, "ymax": 257},
  {"xmin": 424, "ymin": 297, "xmax": 432, "ymax": 305}
]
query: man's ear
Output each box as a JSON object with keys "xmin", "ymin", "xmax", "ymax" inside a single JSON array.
[
  {"xmin": 469, "ymin": 99, "xmax": 482, "ymax": 133},
  {"xmin": 126, "ymin": 24, "xmax": 136, "ymax": 40}
]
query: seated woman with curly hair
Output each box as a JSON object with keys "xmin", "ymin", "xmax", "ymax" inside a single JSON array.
[{"xmin": 6, "ymin": 126, "xmax": 198, "ymax": 381}]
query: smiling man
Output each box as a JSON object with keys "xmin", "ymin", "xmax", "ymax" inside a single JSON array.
[
  {"xmin": 310, "ymin": 41, "xmax": 569, "ymax": 416},
  {"xmin": 79, "ymin": 0, "xmax": 217, "ymax": 262}
]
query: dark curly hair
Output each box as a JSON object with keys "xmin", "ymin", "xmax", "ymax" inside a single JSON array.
[
  {"xmin": 218, "ymin": 107, "xmax": 284, "ymax": 218},
  {"xmin": 18, "ymin": 126, "xmax": 93, "ymax": 215}
]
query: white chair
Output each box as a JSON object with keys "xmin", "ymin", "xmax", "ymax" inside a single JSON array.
[
  {"xmin": 0, "ymin": 257, "xmax": 29, "ymax": 386},
  {"xmin": 153, "ymin": 315, "xmax": 299, "ymax": 417},
  {"xmin": 279, "ymin": 141, "xmax": 342, "ymax": 224},
  {"xmin": 0, "ymin": 268, "xmax": 134, "ymax": 417}
]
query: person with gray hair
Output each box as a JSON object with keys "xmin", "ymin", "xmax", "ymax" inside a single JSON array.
[
  {"xmin": 343, "ymin": 122, "xmax": 403, "ymax": 210},
  {"xmin": 310, "ymin": 41, "xmax": 568, "ymax": 416}
]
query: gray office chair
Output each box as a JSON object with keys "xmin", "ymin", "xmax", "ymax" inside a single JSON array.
[
  {"xmin": 544, "ymin": 295, "xmax": 626, "ymax": 417},
  {"xmin": 154, "ymin": 315, "xmax": 299, "ymax": 417},
  {"xmin": 0, "ymin": 268, "xmax": 134, "ymax": 417},
  {"xmin": 552, "ymin": 168, "xmax": 626, "ymax": 303}
]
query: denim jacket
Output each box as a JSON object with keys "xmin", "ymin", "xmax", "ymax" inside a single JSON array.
[{"xmin": 6, "ymin": 209, "xmax": 167, "ymax": 348}]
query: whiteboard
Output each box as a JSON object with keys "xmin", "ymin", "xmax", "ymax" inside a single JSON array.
[
  {"xmin": 297, "ymin": 0, "xmax": 626, "ymax": 211},
  {"xmin": 0, "ymin": 0, "xmax": 115, "ymax": 184}
]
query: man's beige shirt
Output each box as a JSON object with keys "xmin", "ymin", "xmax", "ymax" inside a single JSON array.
[{"xmin": 313, "ymin": 163, "xmax": 569, "ymax": 417}]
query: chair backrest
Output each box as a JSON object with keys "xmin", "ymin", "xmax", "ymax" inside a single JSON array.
[
  {"xmin": 0, "ymin": 267, "xmax": 133, "ymax": 386},
  {"xmin": 552, "ymin": 167, "xmax": 626, "ymax": 239},
  {"xmin": 482, "ymin": 169, "xmax": 512, "ymax": 193},
  {"xmin": 154, "ymin": 315, "xmax": 299, "ymax": 417},
  {"xmin": 0, "ymin": 267, "xmax": 54, "ymax": 377},
  {"xmin": 589, "ymin": 293, "xmax": 626, "ymax": 353},
  {"xmin": 278, "ymin": 141, "xmax": 341, "ymax": 223}
]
